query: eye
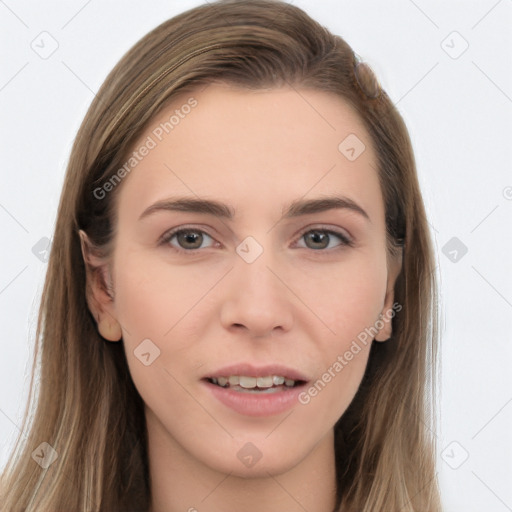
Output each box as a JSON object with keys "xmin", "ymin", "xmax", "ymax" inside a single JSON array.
[
  {"xmin": 159, "ymin": 225, "xmax": 353, "ymax": 254},
  {"xmin": 160, "ymin": 227, "xmax": 217, "ymax": 252},
  {"xmin": 295, "ymin": 228, "xmax": 353, "ymax": 250}
]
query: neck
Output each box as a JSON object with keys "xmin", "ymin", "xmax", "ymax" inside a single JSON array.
[{"xmin": 146, "ymin": 411, "xmax": 338, "ymax": 512}]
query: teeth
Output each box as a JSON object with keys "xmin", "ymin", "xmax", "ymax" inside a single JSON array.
[
  {"xmin": 210, "ymin": 375, "xmax": 297, "ymax": 389},
  {"xmin": 256, "ymin": 376, "xmax": 274, "ymax": 388},
  {"xmin": 239, "ymin": 376, "xmax": 257, "ymax": 388}
]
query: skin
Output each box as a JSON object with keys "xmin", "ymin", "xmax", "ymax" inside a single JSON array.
[{"xmin": 82, "ymin": 83, "xmax": 402, "ymax": 512}]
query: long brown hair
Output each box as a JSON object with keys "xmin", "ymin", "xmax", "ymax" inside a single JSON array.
[{"xmin": 0, "ymin": 1, "xmax": 442, "ymax": 510}]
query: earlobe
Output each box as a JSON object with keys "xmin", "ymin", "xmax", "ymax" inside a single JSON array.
[
  {"xmin": 374, "ymin": 247, "xmax": 403, "ymax": 343},
  {"xmin": 98, "ymin": 316, "xmax": 123, "ymax": 342},
  {"xmin": 374, "ymin": 302, "xmax": 393, "ymax": 342},
  {"xmin": 79, "ymin": 229, "xmax": 122, "ymax": 342}
]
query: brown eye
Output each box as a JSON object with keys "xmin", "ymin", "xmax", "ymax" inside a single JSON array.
[
  {"xmin": 176, "ymin": 230, "xmax": 204, "ymax": 249},
  {"xmin": 161, "ymin": 228, "xmax": 215, "ymax": 252},
  {"xmin": 298, "ymin": 229, "xmax": 352, "ymax": 250},
  {"xmin": 304, "ymin": 231, "xmax": 330, "ymax": 249}
]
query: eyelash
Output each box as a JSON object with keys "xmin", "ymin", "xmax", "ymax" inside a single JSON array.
[{"xmin": 158, "ymin": 224, "xmax": 354, "ymax": 255}]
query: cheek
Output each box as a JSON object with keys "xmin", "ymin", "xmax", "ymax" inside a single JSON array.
[
  {"xmin": 110, "ymin": 249, "xmax": 229, "ymax": 397},
  {"xmin": 298, "ymin": 343, "xmax": 371, "ymax": 430},
  {"xmin": 291, "ymin": 253, "xmax": 386, "ymax": 415},
  {"xmin": 294, "ymin": 251, "xmax": 388, "ymax": 342},
  {"xmin": 111, "ymin": 248, "xmax": 224, "ymax": 340},
  {"xmin": 109, "ymin": 251, "xmax": 216, "ymax": 409}
]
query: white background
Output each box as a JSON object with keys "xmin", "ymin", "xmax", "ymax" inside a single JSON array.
[{"xmin": 1, "ymin": 1, "xmax": 511, "ymax": 510}]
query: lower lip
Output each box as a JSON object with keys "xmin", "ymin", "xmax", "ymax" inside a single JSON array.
[{"xmin": 203, "ymin": 380, "xmax": 306, "ymax": 417}]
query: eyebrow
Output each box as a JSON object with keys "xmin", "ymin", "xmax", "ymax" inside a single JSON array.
[{"xmin": 138, "ymin": 195, "xmax": 370, "ymax": 222}]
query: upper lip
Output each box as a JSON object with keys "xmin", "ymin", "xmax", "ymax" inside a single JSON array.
[{"xmin": 204, "ymin": 363, "xmax": 309, "ymax": 382}]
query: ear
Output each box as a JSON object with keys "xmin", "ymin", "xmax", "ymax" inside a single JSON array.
[
  {"xmin": 79, "ymin": 229, "xmax": 122, "ymax": 342},
  {"xmin": 374, "ymin": 247, "xmax": 403, "ymax": 342}
]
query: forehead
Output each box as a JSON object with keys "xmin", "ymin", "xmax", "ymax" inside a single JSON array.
[{"xmin": 116, "ymin": 83, "xmax": 383, "ymax": 224}]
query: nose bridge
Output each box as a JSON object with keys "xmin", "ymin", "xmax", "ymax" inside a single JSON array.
[
  {"xmin": 220, "ymin": 242, "xmax": 293, "ymax": 335},
  {"xmin": 237, "ymin": 251, "xmax": 278, "ymax": 299},
  {"xmin": 235, "ymin": 233, "xmax": 279, "ymax": 292}
]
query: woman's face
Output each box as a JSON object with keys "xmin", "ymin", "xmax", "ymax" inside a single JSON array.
[{"xmin": 97, "ymin": 83, "xmax": 399, "ymax": 477}]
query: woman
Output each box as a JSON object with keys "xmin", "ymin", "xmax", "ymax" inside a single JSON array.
[{"xmin": 0, "ymin": 1, "xmax": 442, "ymax": 510}]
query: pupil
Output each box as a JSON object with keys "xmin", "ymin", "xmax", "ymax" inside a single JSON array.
[
  {"xmin": 306, "ymin": 231, "xmax": 328, "ymax": 249},
  {"xmin": 178, "ymin": 231, "xmax": 202, "ymax": 249}
]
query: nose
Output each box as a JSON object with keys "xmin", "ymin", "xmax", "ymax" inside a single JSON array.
[{"xmin": 220, "ymin": 252, "xmax": 294, "ymax": 338}]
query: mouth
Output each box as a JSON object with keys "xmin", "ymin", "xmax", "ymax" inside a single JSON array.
[
  {"xmin": 202, "ymin": 363, "xmax": 309, "ymax": 416},
  {"xmin": 206, "ymin": 375, "xmax": 306, "ymax": 393}
]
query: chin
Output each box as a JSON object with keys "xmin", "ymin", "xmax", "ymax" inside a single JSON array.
[
  {"xmin": 199, "ymin": 435, "xmax": 311, "ymax": 478},
  {"xmin": 210, "ymin": 453, "xmax": 302, "ymax": 479}
]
